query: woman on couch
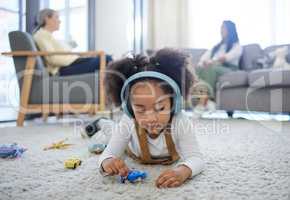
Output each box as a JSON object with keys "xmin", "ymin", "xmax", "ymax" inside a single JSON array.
[
  {"xmin": 195, "ymin": 20, "xmax": 243, "ymax": 112},
  {"xmin": 33, "ymin": 8, "xmax": 112, "ymax": 76}
]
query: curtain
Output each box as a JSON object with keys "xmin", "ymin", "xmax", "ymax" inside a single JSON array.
[
  {"xmin": 147, "ymin": 0, "xmax": 290, "ymax": 49},
  {"xmin": 146, "ymin": 0, "xmax": 190, "ymax": 49}
]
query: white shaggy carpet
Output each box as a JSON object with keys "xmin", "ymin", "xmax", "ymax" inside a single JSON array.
[{"xmin": 0, "ymin": 119, "xmax": 290, "ymax": 200}]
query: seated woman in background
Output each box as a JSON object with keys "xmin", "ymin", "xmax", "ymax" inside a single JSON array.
[
  {"xmin": 33, "ymin": 8, "xmax": 112, "ymax": 76},
  {"xmin": 195, "ymin": 20, "xmax": 242, "ymax": 112}
]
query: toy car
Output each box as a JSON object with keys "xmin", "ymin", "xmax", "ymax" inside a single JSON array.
[
  {"xmin": 88, "ymin": 143, "xmax": 107, "ymax": 154},
  {"xmin": 0, "ymin": 143, "xmax": 26, "ymax": 158},
  {"xmin": 64, "ymin": 158, "xmax": 82, "ymax": 169},
  {"xmin": 120, "ymin": 170, "xmax": 147, "ymax": 183}
]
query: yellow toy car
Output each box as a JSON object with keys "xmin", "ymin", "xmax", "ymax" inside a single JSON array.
[{"xmin": 64, "ymin": 158, "xmax": 82, "ymax": 169}]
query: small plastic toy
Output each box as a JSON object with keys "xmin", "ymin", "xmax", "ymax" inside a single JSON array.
[
  {"xmin": 119, "ymin": 170, "xmax": 147, "ymax": 183},
  {"xmin": 0, "ymin": 143, "xmax": 26, "ymax": 158},
  {"xmin": 64, "ymin": 158, "xmax": 82, "ymax": 169},
  {"xmin": 43, "ymin": 138, "xmax": 74, "ymax": 151},
  {"xmin": 84, "ymin": 117, "xmax": 105, "ymax": 137},
  {"xmin": 88, "ymin": 143, "xmax": 107, "ymax": 154}
]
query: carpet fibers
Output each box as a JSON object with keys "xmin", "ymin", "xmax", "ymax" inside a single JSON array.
[{"xmin": 0, "ymin": 119, "xmax": 290, "ymax": 200}]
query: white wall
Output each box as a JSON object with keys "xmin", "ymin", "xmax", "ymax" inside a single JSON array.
[
  {"xmin": 148, "ymin": 0, "xmax": 290, "ymax": 49},
  {"xmin": 95, "ymin": 0, "xmax": 134, "ymax": 58}
]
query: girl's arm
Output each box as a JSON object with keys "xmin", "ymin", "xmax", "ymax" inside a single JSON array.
[
  {"xmin": 97, "ymin": 115, "xmax": 132, "ymax": 174},
  {"xmin": 175, "ymin": 114, "xmax": 205, "ymax": 178},
  {"xmin": 155, "ymin": 115, "xmax": 205, "ymax": 188}
]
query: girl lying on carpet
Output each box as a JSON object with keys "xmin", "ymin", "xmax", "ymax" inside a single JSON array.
[{"xmin": 97, "ymin": 48, "xmax": 205, "ymax": 188}]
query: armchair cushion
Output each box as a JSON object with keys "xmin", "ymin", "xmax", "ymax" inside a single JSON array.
[{"xmin": 29, "ymin": 73, "xmax": 99, "ymax": 104}]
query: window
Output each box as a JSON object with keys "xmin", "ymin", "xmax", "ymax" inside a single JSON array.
[
  {"xmin": 188, "ymin": 0, "xmax": 290, "ymax": 48},
  {"xmin": 95, "ymin": 0, "xmax": 134, "ymax": 58},
  {"xmin": 40, "ymin": 0, "xmax": 88, "ymax": 51},
  {"xmin": 0, "ymin": 0, "xmax": 25, "ymax": 121}
]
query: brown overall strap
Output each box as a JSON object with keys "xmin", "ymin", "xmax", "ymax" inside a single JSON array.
[
  {"xmin": 126, "ymin": 122, "xmax": 180, "ymax": 165},
  {"xmin": 163, "ymin": 131, "xmax": 180, "ymax": 164},
  {"xmin": 135, "ymin": 122, "xmax": 152, "ymax": 162}
]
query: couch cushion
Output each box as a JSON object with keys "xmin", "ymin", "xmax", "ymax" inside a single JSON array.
[
  {"xmin": 217, "ymin": 71, "xmax": 248, "ymax": 89},
  {"xmin": 264, "ymin": 44, "xmax": 290, "ymax": 65},
  {"xmin": 287, "ymin": 53, "xmax": 290, "ymax": 63},
  {"xmin": 239, "ymin": 44, "xmax": 264, "ymax": 71},
  {"xmin": 248, "ymin": 68, "xmax": 290, "ymax": 88},
  {"xmin": 264, "ymin": 44, "xmax": 290, "ymax": 54}
]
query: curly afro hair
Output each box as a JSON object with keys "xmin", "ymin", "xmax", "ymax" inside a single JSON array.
[{"xmin": 104, "ymin": 48, "xmax": 195, "ymax": 107}]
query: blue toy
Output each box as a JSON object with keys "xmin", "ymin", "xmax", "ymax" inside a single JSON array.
[
  {"xmin": 120, "ymin": 170, "xmax": 147, "ymax": 183},
  {"xmin": 88, "ymin": 143, "xmax": 107, "ymax": 154},
  {"xmin": 0, "ymin": 143, "xmax": 26, "ymax": 158}
]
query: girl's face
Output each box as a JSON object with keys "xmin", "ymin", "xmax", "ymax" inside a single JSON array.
[
  {"xmin": 45, "ymin": 12, "xmax": 60, "ymax": 31},
  {"xmin": 130, "ymin": 80, "xmax": 172, "ymax": 138}
]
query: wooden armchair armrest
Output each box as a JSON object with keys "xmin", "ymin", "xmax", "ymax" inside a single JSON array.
[{"xmin": 2, "ymin": 50, "xmax": 104, "ymax": 57}]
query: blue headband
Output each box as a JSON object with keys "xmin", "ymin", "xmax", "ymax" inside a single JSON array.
[{"xmin": 120, "ymin": 71, "xmax": 182, "ymax": 118}]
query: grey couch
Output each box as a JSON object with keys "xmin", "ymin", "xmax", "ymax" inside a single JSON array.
[{"xmin": 186, "ymin": 44, "xmax": 290, "ymax": 114}]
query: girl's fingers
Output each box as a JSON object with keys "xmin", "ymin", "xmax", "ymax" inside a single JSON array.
[
  {"xmin": 158, "ymin": 169, "xmax": 172, "ymax": 177},
  {"xmin": 123, "ymin": 165, "xmax": 130, "ymax": 173},
  {"xmin": 115, "ymin": 159, "xmax": 125, "ymax": 169},
  {"xmin": 119, "ymin": 168, "xmax": 129, "ymax": 177},
  {"xmin": 156, "ymin": 173, "xmax": 173, "ymax": 187},
  {"xmin": 160, "ymin": 177, "xmax": 177, "ymax": 188},
  {"xmin": 108, "ymin": 160, "xmax": 118, "ymax": 175},
  {"xmin": 111, "ymin": 162, "xmax": 120, "ymax": 175},
  {"xmin": 168, "ymin": 181, "xmax": 181, "ymax": 188},
  {"xmin": 104, "ymin": 158, "xmax": 129, "ymax": 177},
  {"xmin": 118, "ymin": 169, "xmax": 125, "ymax": 176},
  {"xmin": 156, "ymin": 169, "xmax": 171, "ymax": 182},
  {"xmin": 114, "ymin": 160, "xmax": 129, "ymax": 176},
  {"xmin": 106, "ymin": 166, "xmax": 114, "ymax": 175},
  {"xmin": 120, "ymin": 164, "xmax": 130, "ymax": 176},
  {"xmin": 155, "ymin": 175, "xmax": 165, "ymax": 187}
]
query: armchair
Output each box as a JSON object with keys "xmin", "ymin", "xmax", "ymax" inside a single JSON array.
[{"xmin": 2, "ymin": 31, "xmax": 107, "ymax": 126}]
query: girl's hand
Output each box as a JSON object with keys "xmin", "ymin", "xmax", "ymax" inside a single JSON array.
[
  {"xmin": 155, "ymin": 165, "xmax": 192, "ymax": 188},
  {"xmin": 101, "ymin": 157, "xmax": 129, "ymax": 177}
]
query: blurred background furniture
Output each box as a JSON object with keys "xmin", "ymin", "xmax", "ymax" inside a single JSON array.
[
  {"xmin": 185, "ymin": 44, "xmax": 290, "ymax": 115},
  {"xmin": 2, "ymin": 31, "xmax": 107, "ymax": 126}
]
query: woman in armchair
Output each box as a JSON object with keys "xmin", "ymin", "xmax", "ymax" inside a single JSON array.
[{"xmin": 33, "ymin": 8, "xmax": 112, "ymax": 76}]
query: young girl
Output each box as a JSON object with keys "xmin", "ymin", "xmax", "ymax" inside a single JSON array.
[{"xmin": 98, "ymin": 48, "xmax": 205, "ymax": 188}]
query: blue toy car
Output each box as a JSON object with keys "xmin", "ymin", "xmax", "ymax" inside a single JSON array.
[
  {"xmin": 120, "ymin": 170, "xmax": 147, "ymax": 183},
  {"xmin": 0, "ymin": 143, "xmax": 26, "ymax": 158}
]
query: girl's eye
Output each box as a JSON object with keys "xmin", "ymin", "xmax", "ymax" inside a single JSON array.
[
  {"xmin": 134, "ymin": 108, "xmax": 145, "ymax": 113},
  {"xmin": 156, "ymin": 106, "xmax": 165, "ymax": 112}
]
